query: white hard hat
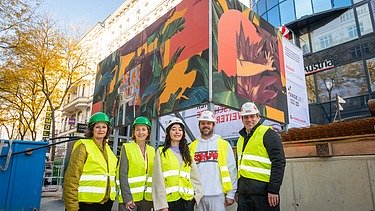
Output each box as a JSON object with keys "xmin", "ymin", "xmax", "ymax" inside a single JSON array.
[
  {"xmin": 166, "ymin": 117, "xmax": 184, "ymax": 129},
  {"xmin": 198, "ymin": 110, "xmax": 216, "ymax": 123},
  {"xmin": 240, "ymin": 102, "xmax": 259, "ymax": 116}
]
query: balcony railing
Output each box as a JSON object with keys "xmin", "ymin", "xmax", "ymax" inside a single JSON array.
[{"xmin": 62, "ymin": 96, "xmax": 92, "ymax": 114}]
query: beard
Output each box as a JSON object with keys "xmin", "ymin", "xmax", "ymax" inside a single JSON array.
[{"xmin": 200, "ymin": 127, "xmax": 213, "ymax": 137}]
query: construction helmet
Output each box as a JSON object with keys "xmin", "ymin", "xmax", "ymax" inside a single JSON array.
[
  {"xmin": 88, "ymin": 112, "xmax": 110, "ymax": 126},
  {"xmin": 240, "ymin": 102, "xmax": 259, "ymax": 116},
  {"xmin": 166, "ymin": 117, "xmax": 184, "ymax": 129},
  {"xmin": 198, "ymin": 110, "xmax": 216, "ymax": 123},
  {"xmin": 133, "ymin": 116, "xmax": 152, "ymax": 128}
]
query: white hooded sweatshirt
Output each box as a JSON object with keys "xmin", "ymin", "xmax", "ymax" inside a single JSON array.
[{"xmin": 193, "ymin": 134, "xmax": 237, "ymax": 199}]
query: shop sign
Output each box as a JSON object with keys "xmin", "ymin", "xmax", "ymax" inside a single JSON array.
[{"xmin": 304, "ymin": 59, "xmax": 334, "ymax": 75}]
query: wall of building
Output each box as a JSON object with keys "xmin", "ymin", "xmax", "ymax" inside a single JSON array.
[{"xmin": 280, "ymin": 155, "xmax": 375, "ymax": 210}]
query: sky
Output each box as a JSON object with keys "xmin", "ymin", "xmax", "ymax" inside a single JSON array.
[{"xmin": 39, "ymin": 0, "xmax": 125, "ymax": 32}]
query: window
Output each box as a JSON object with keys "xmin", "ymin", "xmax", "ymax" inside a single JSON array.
[
  {"xmin": 351, "ymin": 46, "xmax": 361, "ymax": 59},
  {"xmin": 348, "ymin": 25, "xmax": 358, "ymax": 38},
  {"xmin": 340, "ymin": 10, "xmax": 354, "ymax": 22},
  {"xmin": 356, "ymin": 4, "xmax": 373, "ymax": 36},
  {"xmin": 85, "ymin": 107, "xmax": 90, "ymax": 123},
  {"xmin": 316, "ymin": 61, "xmax": 366, "ymax": 102},
  {"xmin": 312, "ymin": 0, "xmax": 332, "ymax": 13},
  {"xmin": 267, "ymin": 0, "xmax": 278, "ymax": 9},
  {"xmin": 331, "ymin": 0, "xmax": 351, "ymax": 8},
  {"xmin": 367, "ymin": 58, "xmax": 375, "ymax": 92},
  {"xmin": 267, "ymin": 6, "xmax": 281, "ymax": 27},
  {"xmin": 81, "ymin": 84, "xmax": 86, "ymax": 97},
  {"xmin": 300, "ymin": 33, "xmax": 311, "ymax": 54},
  {"xmin": 262, "ymin": 13, "xmax": 268, "ymax": 20},
  {"xmin": 279, "ymin": 0, "xmax": 295, "ymax": 24},
  {"xmin": 295, "ymin": 0, "xmax": 313, "ymax": 19},
  {"xmin": 310, "ymin": 9, "xmax": 357, "ymax": 52},
  {"xmin": 77, "ymin": 111, "xmax": 83, "ymax": 123},
  {"xmin": 319, "ymin": 35, "xmax": 333, "ymax": 49},
  {"xmin": 305, "ymin": 75, "xmax": 317, "ymax": 103},
  {"xmin": 257, "ymin": 0, "xmax": 267, "ymax": 16}
]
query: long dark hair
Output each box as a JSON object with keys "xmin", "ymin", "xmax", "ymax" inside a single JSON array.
[
  {"xmin": 85, "ymin": 123, "xmax": 111, "ymax": 140},
  {"xmin": 162, "ymin": 123, "xmax": 192, "ymax": 167}
]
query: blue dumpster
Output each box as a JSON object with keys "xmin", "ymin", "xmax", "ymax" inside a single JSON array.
[{"xmin": 0, "ymin": 140, "xmax": 48, "ymax": 211}]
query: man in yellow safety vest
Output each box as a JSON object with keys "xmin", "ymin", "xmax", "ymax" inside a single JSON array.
[
  {"xmin": 236, "ymin": 102, "xmax": 286, "ymax": 211},
  {"xmin": 190, "ymin": 110, "xmax": 237, "ymax": 211}
]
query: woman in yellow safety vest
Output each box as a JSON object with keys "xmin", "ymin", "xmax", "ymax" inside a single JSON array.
[
  {"xmin": 117, "ymin": 116, "xmax": 155, "ymax": 211},
  {"xmin": 64, "ymin": 112, "xmax": 118, "ymax": 211},
  {"xmin": 152, "ymin": 117, "xmax": 202, "ymax": 211}
]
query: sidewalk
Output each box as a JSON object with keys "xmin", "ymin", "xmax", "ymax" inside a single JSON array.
[
  {"xmin": 40, "ymin": 187, "xmax": 64, "ymax": 211},
  {"xmin": 39, "ymin": 187, "xmax": 235, "ymax": 211},
  {"xmin": 40, "ymin": 186, "xmax": 119, "ymax": 211}
]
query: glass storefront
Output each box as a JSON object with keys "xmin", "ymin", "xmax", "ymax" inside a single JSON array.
[
  {"xmin": 367, "ymin": 58, "xmax": 375, "ymax": 92},
  {"xmin": 250, "ymin": 0, "xmax": 375, "ymax": 123},
  {"xmin": 315, "ymin": 61, "xmax": 367, "ymax": 103}
]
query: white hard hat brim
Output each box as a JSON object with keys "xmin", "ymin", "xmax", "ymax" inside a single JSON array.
[{"xmin": 240, "ymin": 111, "xmax": 260, "ymax": 116}]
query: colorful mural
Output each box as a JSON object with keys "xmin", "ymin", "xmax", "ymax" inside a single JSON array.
[
  {"xmin": 92, "ymin": 0, "xmax": 209, "ymax": 125},
  {"xmin": 212, "ymin": 0, "xmax": 287, "ymax": 123}
]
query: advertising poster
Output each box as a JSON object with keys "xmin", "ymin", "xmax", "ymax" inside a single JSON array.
[{"xmin": 283, "ymin": 37, "xmax": 310, "ymax": 128}]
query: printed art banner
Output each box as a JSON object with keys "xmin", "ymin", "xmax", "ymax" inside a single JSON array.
[
  {"xmin": 212, "ymin": 0, "xmax": 287, "ymax": 123},
  {"xmin": 92, "ymin": 0, "xmax": 209, "ymax": 125},
  {"xmin": 158, "ymin": 105, "xmax": 243, "ymax": 143},
  {"xmin": 157, "ymin": 104, "xmax": 283, "ymax": 144}
]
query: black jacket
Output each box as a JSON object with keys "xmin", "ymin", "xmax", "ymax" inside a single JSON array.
[{"xmin": 237, "ymin": 123, "xmax": 286, "ymax": 195}]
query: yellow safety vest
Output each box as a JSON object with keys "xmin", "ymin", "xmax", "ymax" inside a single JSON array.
[
  {"xmin": 117, "ymin": 142, "xmax": 155, "ymax": 203},
  {"xmin": 73, "ymin": 139, "xmax": 117, "ymax": 202},
  {"xmin": 237, "ymin": 125, "xmax": 271, "ymax": 182},
  {"xmin": 159, "ymin": 147, "xmax": 194, "ymax": 202},
  {"xmin": 189, "ymin": 138, "xmax": 233, "ymax": 194}
]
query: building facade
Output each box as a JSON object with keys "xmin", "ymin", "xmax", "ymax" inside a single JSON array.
[
  {"xmin": 58, "ymin": 0, "xmax": 180, "ymax": 154},
  {"xmin": 251, "ymin": 0, "xmax": 375, "ymax": 124}
]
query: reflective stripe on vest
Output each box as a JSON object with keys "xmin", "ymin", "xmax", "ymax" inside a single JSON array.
[
  {"xmin": 160, "ymin": 147, "xmax": 194, "ymax": 202},
  {"xmin": 74, "ymin": 139, "xmax": 118, "ymax": 202},
  {"xmin": 236, "ymin": 125, "xmax": 271, "ymax": 182},
  {"xmin": 116, "ymin": 142, "xmax": 155, "ymax": 203},
  {"xmin": 189, "ymin": 138, "xmax": 233, "ymax": 194}
]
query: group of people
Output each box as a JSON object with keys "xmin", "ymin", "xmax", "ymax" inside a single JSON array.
[{"xmin": 63, "ymin": 102, "xmax": 286, "ymax": 211}]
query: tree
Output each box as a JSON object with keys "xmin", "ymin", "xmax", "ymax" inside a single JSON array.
[
  {"xmin": 0, "ymin": 0, "xmax": 40, "ymax": 50},
  {"xmin": 13, "ymin": 16, "xmax": 90, "ymax": 159},
  {"xmin": 1, "ymin": 15, "xmax": 90, "ymax": 151},
  {"xmin": 0, "ymin": 61, "xmax": 46, "ymax": 140}
]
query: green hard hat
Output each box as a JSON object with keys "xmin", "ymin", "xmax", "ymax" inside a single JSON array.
[
  {"xmin": 88, "ymin": 112, "xmax": 110, "ymax": 126},
  {"xmin": 133, "ymin": 116, "xmax": 151, "ymax": 128}
]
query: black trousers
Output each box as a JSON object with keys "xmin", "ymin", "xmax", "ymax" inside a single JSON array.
[
  {"xmin": 237, "ymin": 194, "xmax": 280, "ymax": 211},
  {"xmin": 168, "ymin": 198, "xmax": 195, "ymax": 211},
  {"xmin": 78, "ymin": 200, "xmax": 114, "ymax": 211}
]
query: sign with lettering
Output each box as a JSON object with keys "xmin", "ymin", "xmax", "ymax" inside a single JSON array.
[
  {"xmin": 304, "ymin": 59, "xmax": 334, "ymax": 75},
  {"xmin": 283, "ymin": 37, "xmax": 310, "ymax": 128},
  {"xmin": 77, "ymin": 123, "xmax": 88, "ymax": 133},
  {"xmin": 42, "ymin": 106, "xmax": 52, "ymax": 140}
]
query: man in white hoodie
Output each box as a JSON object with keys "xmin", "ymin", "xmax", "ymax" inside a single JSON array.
[{"xmin": 189, "ymin": 110, "xmax": 237, "ymax": 211}]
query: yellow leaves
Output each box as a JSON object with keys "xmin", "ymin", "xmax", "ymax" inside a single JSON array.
[{"xmin": 0, "ymin": 15, "xmax": 90, "ymax": 139}]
